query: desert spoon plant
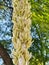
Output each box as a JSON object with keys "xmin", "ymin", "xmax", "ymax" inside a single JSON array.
[{"xmin": 12, "ymin": 0, "xmax": 32, "ymax": 65}]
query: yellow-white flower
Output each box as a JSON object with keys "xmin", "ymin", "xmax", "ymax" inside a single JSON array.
[{"xmin": 12, "ymin": 0, "xmax": 32, "ymax": 65}]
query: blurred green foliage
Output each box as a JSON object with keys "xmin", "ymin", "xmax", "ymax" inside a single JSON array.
[{"xmin": 29, "ymin": 0, "xmax": 49, "ymax": 65}]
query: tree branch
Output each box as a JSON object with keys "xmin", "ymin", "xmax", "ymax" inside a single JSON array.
[{"xmin": 0, "ymin": 44, "xmax": 13, "ymax": 65}]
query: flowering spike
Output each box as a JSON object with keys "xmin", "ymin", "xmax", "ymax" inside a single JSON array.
[{"xmin": 12, "ymin": 0, "xmax": 32, "ymax": 65}]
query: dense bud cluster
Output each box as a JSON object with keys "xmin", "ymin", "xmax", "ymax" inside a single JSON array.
[{"xmin": 12, "ymin": 0, "xmax": 32, "ymax": 65}]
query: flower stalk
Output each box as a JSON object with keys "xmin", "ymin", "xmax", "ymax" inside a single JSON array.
[{"xmin": 12, "ymin": 0, "xmax": 32, "ymax": 65}]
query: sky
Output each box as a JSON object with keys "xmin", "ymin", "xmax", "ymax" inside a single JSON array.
[
  {"xmin": 0, "ymin": 58, "xmax": 4, "ymax": 65},
  {"xmin": 0, "ymin": 6, "xmax": 12, "ymax": 65}
]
